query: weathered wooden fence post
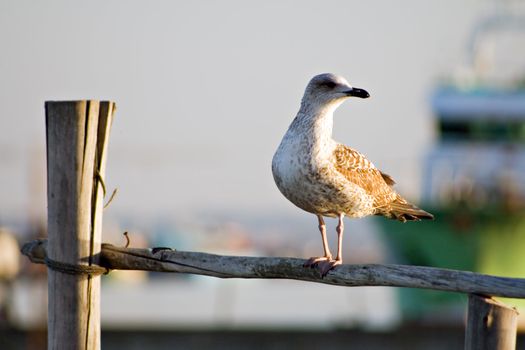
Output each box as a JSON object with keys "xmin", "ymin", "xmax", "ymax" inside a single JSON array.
[
  {"xmin": 465, "ymin": 293, "xmax": 519, "ymax": 350},
  {"xmin": 45, "ymin": 100, "xmax": 115, "ymax": 350}
]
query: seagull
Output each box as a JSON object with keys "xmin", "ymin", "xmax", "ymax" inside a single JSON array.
[{"xmin": 272, "ymin": 73, "xmax": 434, "ymax": 276}]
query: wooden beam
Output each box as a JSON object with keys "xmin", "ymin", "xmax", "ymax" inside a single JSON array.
[
  {"xmin": 45, "ymin": 101, "xmax": 115, "ymax": 350},
  {"xmin": 465, "ymin": 294, "xmax": 519, "ymax": 350},
  {"xmin": 22, "ymin": 239, "xmax": 525, "ymax": 299}
]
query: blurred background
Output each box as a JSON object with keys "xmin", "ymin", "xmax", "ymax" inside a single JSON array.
[{"xmin": 1, "ymin": 0, "xmax": 525, "ymax": 349}]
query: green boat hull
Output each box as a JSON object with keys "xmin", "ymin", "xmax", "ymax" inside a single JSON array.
[{"xmin": 377, "ymin": 205, "xmax": 525, "ymax": 320}]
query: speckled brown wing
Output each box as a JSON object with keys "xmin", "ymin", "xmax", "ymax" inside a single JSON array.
[{"xmin": 332, "ymin": 144, "xmax": 397, "ymax": 211}]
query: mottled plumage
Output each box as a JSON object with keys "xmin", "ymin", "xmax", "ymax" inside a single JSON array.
[{"xmin": 272, "ymin": 73, "xmax": 433, "ymax": 276}]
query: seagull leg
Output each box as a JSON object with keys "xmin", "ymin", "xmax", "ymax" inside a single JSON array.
[
  {"xmin": 303, "ymin": 215, "xmax": 333, "ymax": 268},
  {"xmin": 318, "ymin": 213, "xmax": 344, "ymax": 277}
]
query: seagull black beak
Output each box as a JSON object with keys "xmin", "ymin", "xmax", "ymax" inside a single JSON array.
[{"xmin": 345, "ymin": 87, "xmax": 370, "ymax": 98}]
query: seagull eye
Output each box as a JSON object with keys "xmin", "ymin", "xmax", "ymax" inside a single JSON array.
[{"xmin": 323, "ymin": 82, "xmax": 337, "ymax": 89}]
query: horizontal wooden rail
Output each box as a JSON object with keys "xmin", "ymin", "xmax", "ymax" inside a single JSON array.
[{"xmin": 22, "ymin": 239, "xmax": 525, "ymax": 299}]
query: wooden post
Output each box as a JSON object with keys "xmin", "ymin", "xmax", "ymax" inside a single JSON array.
[
  {"xmin": 465, "ymin": 294, "xmax": 519, "ymax": 350},
  {"xmin": 46, "ymin": 100, "xmax": 115, "ymax": 350}
]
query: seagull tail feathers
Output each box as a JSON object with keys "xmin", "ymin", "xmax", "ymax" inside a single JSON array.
[{"xmin": 386, "ymin": 195, "xmax": 434, "ymax": 223}]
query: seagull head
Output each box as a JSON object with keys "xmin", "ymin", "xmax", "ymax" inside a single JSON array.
[{"xmin": 301, "ymin": 73, "xmax": 370, "ymax": 111}]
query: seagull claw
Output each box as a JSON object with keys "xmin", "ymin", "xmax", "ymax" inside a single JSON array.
[
  {"xmin": 303, "ymin": 256, "xmax": 332, "ymax": 268},
  {"xmin": 317, "ymin": 259, "xmax": 342, "ymax": 278}
]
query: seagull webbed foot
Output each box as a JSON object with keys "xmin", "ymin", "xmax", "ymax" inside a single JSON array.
[
  {"xmin": 317, "ymin": 259, "xmax": 342, "ymax": 277},
  {"xmin": 303, "ymin": 255, "xmax": 333, "ymax": 268}
]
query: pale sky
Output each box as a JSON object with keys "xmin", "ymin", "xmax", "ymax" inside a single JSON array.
[{"xmin": 0, "ymin": 0, "xmax": 494, "ymax": 225}]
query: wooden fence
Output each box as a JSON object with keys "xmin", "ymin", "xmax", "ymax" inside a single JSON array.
[{"xmin": 21, "ymin": 100, "xmax": 525, "ymax": 350}]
